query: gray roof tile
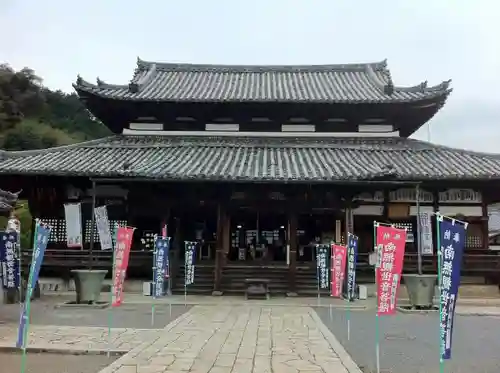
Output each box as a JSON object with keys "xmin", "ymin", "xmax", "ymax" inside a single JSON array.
[
  {"xmin": 74, "ymin": 59, "xmax": 451, "ymax": 104},
  {"xmin": 1, "ymin": 135, "xmax": 500, "ymax": 182}
]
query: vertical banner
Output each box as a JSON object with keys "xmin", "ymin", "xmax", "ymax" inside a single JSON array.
[
  {"xmin": 184, "ymin": 242, "xmax": 196, "ymax": 285},
  {"xmin": 331, "ymin": 244, "xmax": 347, "ymax": 297},
  {"xmin": 153, "ymin": 237, "xmax": 170, "ymax": 298},
  {"xmin": 64, "ymin": 202, "xmax": 83, "ymax": 248},
  {"xmin": 316, "ymin": 245, "xmax": 329, "ymax": 289},
  {"xmin": 418, "ymin": 212, "xmax": 433, "ymax": 255},
  {"xmin": 375, "ymin": 225, "xmax": 407, "ymax": 315},
  {"xmin": 94, "ymin": 205, "xmax": 113, "ymax": 251},
  {"xmin": 111, "ymin": 227, "xmax": 134, "ymax": 307},
  {"xmin": 0, "ymin": 231, "xmax": 20, "ymax": 289},
  {"xmin": 17, "ymin": 223, "xmax": 51, "ymax": 348},
  {"xmin": 438, "ymin": 216, "xmax": 466, "ymax": 360},
  {"xmin": 346, "ymin": 234, "xmax": 359, "ymax": 301}
]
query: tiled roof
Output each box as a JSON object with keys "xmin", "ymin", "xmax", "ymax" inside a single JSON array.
[
  {"xmin": 74, "ymin": 58, "xmax": 451, "ymax": 104},
  {"xmin": 1, "ymin": 135, "xmax": 500, "ymax": 182}
]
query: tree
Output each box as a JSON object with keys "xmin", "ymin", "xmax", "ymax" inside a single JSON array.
[{"xmin": 0, "ymin": 64, "xmax": 110, "ymax": 151}]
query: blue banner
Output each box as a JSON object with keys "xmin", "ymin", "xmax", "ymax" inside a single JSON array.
[
  {"xmin": 438, "ymin": 217, "xmax": 466, "ymax": 360},
  {"xmin": 16, "ymin": 223, "xmax": 51, "ymax": 349},
  {"xmin": 316, "ymin": 245, "xmax": 330, "ymax": 289},
  {"xmin": 346, "ymin": 233, "xmax": 358, "ymax": 301},
  {"xmin": 0, "ymin": 231, "xmax": 20, "ymax": 289},
  {"xmin": 184, "ymin": 242, "xmax": 196, "ymax": 285},
  {"xmin": 153, "ymin": 237, "xmax": 170, "ymax": 298}
]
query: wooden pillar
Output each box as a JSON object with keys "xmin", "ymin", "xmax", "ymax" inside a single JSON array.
[
  {"xmin": 288, "ymin": 211, "xmax": 298, "ymax": 294},
  {"xmin": 481, "ymin": 197, "xmax": 489, "ymax": 250},
  {"xmin": 214, "ymin": 204, "xmax": 224, "ymax": 292}
]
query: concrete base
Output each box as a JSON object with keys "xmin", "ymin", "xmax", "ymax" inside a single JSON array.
[
  {"xmin": 211, "ymin": 290, "xmax": 223, "ymax": 296},
  {"xmin": 56, "ymin": 301, "xmax": 110, "ymax": 309},
  {"xmin": 404, "ymin": 274, "xmax": 438, "ymax": 308},
  {"xmin": 397, "ymin": 305, "xmax": 439, "ymax": 314},
  {"xmin": 71, "ymin": 269, "xmax": 108, "ymax": 304},
  {"xmin": 286, "ymin": 292, "xmax": 298, "ymax": 297}
]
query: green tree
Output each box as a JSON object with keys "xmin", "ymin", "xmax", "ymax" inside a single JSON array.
[{"xmin": 0, "ymin": 64, "xmax": 111, "ymax": 151}]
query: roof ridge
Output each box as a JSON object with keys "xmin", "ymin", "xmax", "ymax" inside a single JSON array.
[
  {"xmin": 136, "ymin": 57, "xmax": 389, "ymax": 73},
  {"xmin": 4, "ymin": 136, "xmax": 118, "ymax": 159},
  {"xmin": 408, "ymin": 138, "xmax": 500, "ymax": 158}
]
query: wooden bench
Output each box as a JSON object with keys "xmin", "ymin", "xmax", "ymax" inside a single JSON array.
[{"xmin": 244, "ymin": 278, "xmax": 270, "ymax": 300}]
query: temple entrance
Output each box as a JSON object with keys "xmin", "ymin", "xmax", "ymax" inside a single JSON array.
[
  {"xmin": 229, "ymin": 209, "xmax": 287, "ymax": 263},
  {"xmin": 297, "ymin": 211, "xmax": 344, "ymax": 263}
]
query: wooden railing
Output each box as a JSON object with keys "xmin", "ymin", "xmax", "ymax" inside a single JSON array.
[{"xmin": 21, "ymin": 249, "xmax": 153, "ymax": 270}]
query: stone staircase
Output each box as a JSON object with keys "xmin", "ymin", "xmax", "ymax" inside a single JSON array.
[
  {"xmin": 295, "ymin": 266, "xmax": 331, "ymax": 296},
  {"xmin": 172, "ymin": 265, "xmax": 215, "ymax": 295},
  {"xmin": 220, "ymin": 265, "xmax": 290, "ymax": 295}
]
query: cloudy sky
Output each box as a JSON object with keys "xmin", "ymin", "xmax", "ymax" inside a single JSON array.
[{"xmin": 1, "ymin": 0, "xmax": 499, "ymax": 152}]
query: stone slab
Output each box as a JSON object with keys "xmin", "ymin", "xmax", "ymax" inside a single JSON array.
[{"xmin": 100, "ymin": 304, "xmax": 361, "ymax": 373}]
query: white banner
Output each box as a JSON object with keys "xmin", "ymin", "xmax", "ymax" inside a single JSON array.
[
  {"xmin": 418, "ymin": 212, "xmax": 433, "ymax": 255},
  {"xmin": 64, "ymin": 203, "xmax": 82, "ymax": 248},
  {"xmin": 94, "ymin": 205, "xmax": 113, "ymax": 250}
]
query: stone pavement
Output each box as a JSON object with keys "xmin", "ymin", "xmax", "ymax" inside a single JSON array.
[
  {"xmin": 101, "ymin": 305, "xmax": 361, "ymax": 373},
  {"xmin": 0, "ymin": 324, "xmax": 164, "ymax": 353}
]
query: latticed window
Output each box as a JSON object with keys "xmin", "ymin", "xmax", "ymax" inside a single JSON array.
[
  {"xmin": 41, "ymin": 218, "xmax": 66, "ymax": 242},
  {"xmin": 466, "ymin": 224, "xmax": 483, "ymax": 248},
  {"xmin": 84, "ymin": 219, "xmax": 127, "ymax": 244},
  {"xmin": 391, "ymin": 222, "xmax": 414, "ymax": 242}
]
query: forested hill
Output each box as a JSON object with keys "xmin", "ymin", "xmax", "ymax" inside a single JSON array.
[{"xmin": 0, "ymin": 64, "xmax": 111, "ymax": 151}]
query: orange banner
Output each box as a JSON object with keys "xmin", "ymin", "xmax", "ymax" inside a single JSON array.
[
  {"xmin": 331, "ymin": 244, "xmax": 348, "ymax": 297},
  {"xmin": 112, "ymin": 227, "xmax": 134, "ymax": 307},
  {"xmin": 375, "ymin": 225, "xmax": 407, "ymax": 315}
]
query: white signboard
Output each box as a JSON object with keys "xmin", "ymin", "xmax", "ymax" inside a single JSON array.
[
  {"xmin": 64, "ymin": 203, "xmax": 82, "ymax": 248},
  {"xmin": 418, "ymin": 212, "xmax": 433, "ymax": 255},
  {"xmin": 94, "ymin": 205, "xmax": 113, "ymax": 250}
]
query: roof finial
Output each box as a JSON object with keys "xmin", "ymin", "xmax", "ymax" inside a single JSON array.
[
  {"xmin": 129, "ymin": 82, "xmax": 139, "ymax": 93},
  {"xmin": 384, "ymin": 76, "xmax": 394, "ymax": 96},
  {"xmin": 96, "ymin": 77, "xmax": 104, "ymax": 86},
  {"xmin": 76, "ymin": 74, "xmax": 83, "ymax": 85}
]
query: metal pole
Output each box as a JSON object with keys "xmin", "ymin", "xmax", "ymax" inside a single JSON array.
[
  {"xmin": 89, "ymin": 180, "xmax": 97, "ymax": 270},
  {"xmin": 416, "ymin": 184, "xmax": 422, "ymax": 275}
]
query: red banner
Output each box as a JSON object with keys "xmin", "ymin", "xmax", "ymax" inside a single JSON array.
[
  {"xmin": 112, "ymin": 227, "xmax": 134, "ymax": 307},
  {"xmin": 375, "ymin": 225, "xmax": 407, "ymax": 315},
  {"xmin": 331, "ymin": 244, "xmax": 348, "ymax": 297}
]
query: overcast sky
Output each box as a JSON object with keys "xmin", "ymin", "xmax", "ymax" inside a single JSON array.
[{"xmin": 1, "ymin": 0, "xmax": 499, "ymax": 152}]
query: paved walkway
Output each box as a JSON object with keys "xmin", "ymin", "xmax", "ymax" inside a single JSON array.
[
  {"xmin": 101, "ymin": 305, "xmax": 360, "ymax": 373},
  {"xmin": 0, "ymin": 324, "xmax": 164, "ymax": 353}
]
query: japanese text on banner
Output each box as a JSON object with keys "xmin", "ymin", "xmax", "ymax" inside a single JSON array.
[
  {"xmin": 331, "ymin": 244, "xmax": 347, "ymax": 297},
  {"xmin": 153, "ymin": 237, "xmax": 170, "ymax": 298},
  {"xmin": 64, "ymin": 203, "xmax": 83, "ymax": 248},
  {"xmin": 418, "ymin": 212, "xmax": 433, "ymax": 255},
  {"xmin": 316, "ymin": 245, "xmax": 329, "ymax": 289},
  {"xmin": 17, "ymin": 223, "xmax": 51, "ymax": 348},
  {"xmin": 375, "ymin": 225, "xmax": 406, "ymax": 316},
  {"xmin": 94, "ymin": 206, "xmax": 113, "ymax": 250},
  {"xmin": 185, "ymin": 242, "xmax": 196, "ymax": 285},
  {"xmin": 439, "ymin": 217, "xmax": 466, "ymax": 360},
  {"xmin": 346, "ymin": 234, "xmax": 358, "ymax": 301},
  {"xmin": 112, "ymin": 227, "xmax": 134, "ymax": 307},
  {"xmin": 0, "ymin": 232, "xmax": 20, "ymax": 289}
]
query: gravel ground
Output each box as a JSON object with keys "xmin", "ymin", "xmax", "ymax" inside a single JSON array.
[
  {"xmin": 0, "ymin": 352, "xmax": 118, "ymax": 373},
  {"xmin": 0, "ymin": 297, "xmax": 191, "ymax": 329},
  {"xmin": 315, "ymin": 308, "xmax": 500, "ymax": 373}
]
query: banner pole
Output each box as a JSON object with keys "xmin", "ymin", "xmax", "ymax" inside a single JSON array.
[
  {"xmin": 436, "ymin": 214, "xmax": 444, "ymax": 373},
  {"xmin": 20, "ymin": 220, "xmax": 42, "ymax": 373},
  {"xmin": 184, "ymin": 242, "xmax": 187, "ymax": 307},
  {"xmin": 315, "ymin": 245, "xmax": 320, "ymax": 306},
  {"xmin": 16, "ymin": 215, "xmax": 22, "ymax": 326},
  {"xmin": 151, "ymin": 235, "xmax": 157, "ymax": 327},
  {"xmin": 346, "ymin": 235, "xmax": 351, "ymax": 341},
  {"xmin": 107, "ymin": 223, "xmax": 118, "ymax": 358},
  {"xmin": 167, "ymin": 237, "xmax": 172, "ymax": 318},
  {"xmin": 373, "ymin": 221, "xmax": 380, "ymax": 373}
]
